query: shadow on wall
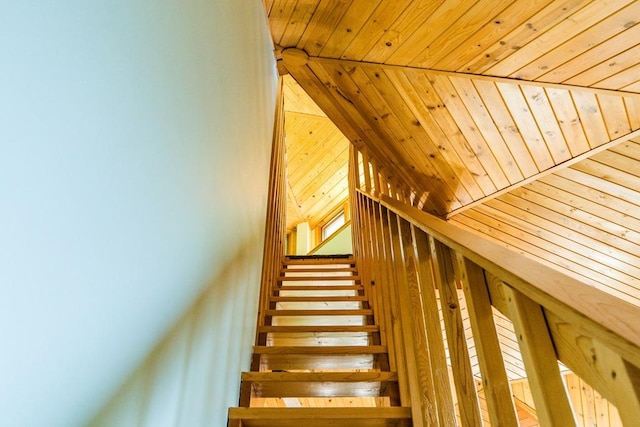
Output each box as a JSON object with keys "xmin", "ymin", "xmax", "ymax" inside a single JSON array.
[{"xmin": 90, "ymin": 239, "xmax": 263, "ymax": 427}]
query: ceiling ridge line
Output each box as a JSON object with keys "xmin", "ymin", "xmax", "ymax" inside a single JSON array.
[
  {"xmin": 282, "ymin": 48, "xmax": 640, "ymax": 100},
  {"xmin": 444, "ymin": 128, "xmax": 640, "ymax": 220}
]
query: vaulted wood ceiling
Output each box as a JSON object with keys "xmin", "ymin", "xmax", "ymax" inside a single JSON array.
[
  {"xmin": 264, "ymin": 0, "xmax": 640, "ymax": 412},
  {"xmin": 266, "ymin": 0, "xmax": 640, "ymax": 293},
  {"xmin": 283, "ymin": 75, "xmax": 349, "ymax": 232}
]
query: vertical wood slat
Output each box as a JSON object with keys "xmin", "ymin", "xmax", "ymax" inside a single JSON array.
[
  {"xmin": 361, "ymin": 150, "xmax": 372, "ymax": 194},
  {"xmin": 502, "ymin": 284, "xmax": 576, "ymax": 426},
  {"xmin": 368, "ymin": 197, "xmax": 394, "ymax": 364},
  {"xmin": 352, "ymin": 187, "xmax": 640, "ymax": 426},
  {"xmin": 454, "ymin": 253, "xmax": 519, "ymax": 427},
  {"xmin": 397, "ymin": 218, "xmax": 439, "ymax": 425},
  {"xmin": 590, "ymin": 341, "xmax": 640, "ymax": 427},
  {"xmin": 386, "ymin": 213, "xmax": 426, "ymax": 426},
  {"xmin": 381, "ymin": 207, "xmax": 411, "ymax": 406},
  {"xmin": 372, "ymin": 198, "xmax": 398, "ymax": 373},
  {"xmin": 257, "ymin": 76, "xmax": 287, "ymax": 335},
  {"xmin": 358, "ymin": 192, "xmax": 374, "ymax": 314},
  {"xmin": 371, "ymin": 157, "xmax": 382, "ymax": 197},
  {"xmin": 412, "ymin": 227, "xmax": 457, "ymax": 426},
  {"xmin": 430, "ymin": 236, "xmax": 482, "ymax": 427},
  {"xmin": 544, "ymin": 307, "xmax": 640, "ymax": 426}
]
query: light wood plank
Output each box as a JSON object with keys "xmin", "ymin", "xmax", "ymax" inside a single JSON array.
[
  {"xmin": 513, "ymin": 1, "xmax": 640, "ymax": 81},
  {"xmin": 462, "ymin": 0, "xmax": 595, "ymax": 74},
  {"xmin": 396, "ymin": 217, "xmax": 437, "ymax": 425},
  {"xmin": 229, "ymin": 407, "xmax": 412, "ymax": 427},
  {"xmin": 430, "ymin": 236, "xmax": 483, "ymax": 427},
  {"xmin": 502, "ymin": 285, "xmax": 575, "ymax": 426},
  {"xmin": 375, "ymin": 193, "xmax": 640, "ymax": 369},
  {"xmin": 455, "ymin": 253, "xmax": 519, "ymax": 427},
  {"xmin": 486, "ymin": 0, "xmax": 635, "ymax": 78}
]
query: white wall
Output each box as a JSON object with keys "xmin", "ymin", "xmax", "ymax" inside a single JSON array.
[{"xmin": 0, "ymin": 1, "xmax": 277, "ymax": 426}]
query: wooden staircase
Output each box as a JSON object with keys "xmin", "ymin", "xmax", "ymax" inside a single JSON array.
[{"xmin": 228, "ymin": 255, "xmax": 412, "ymax": 427}]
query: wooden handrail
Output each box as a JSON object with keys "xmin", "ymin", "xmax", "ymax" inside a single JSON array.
[
  {"xmin": 370, "ymin": 189, "xmax": 640, "ymax": 368},
  {"xmin": 349, "ymin": 143, "xmax": 640, "ymax": 426}
]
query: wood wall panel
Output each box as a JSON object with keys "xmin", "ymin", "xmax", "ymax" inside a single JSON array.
[
  {"xmin": 511, "ymin": 373, "xmax": 624, "ymax": 427},
  {"xmin": 451, "ymin": 140, "xmax": 640, "ymax": 307}
]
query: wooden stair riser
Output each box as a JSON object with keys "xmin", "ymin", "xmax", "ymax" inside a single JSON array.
[
  {"xmin": 251, "ymin": 346, "xmax": 390, "ymax": 372},
  {"xmin": 273, "ymin": 285, "xmax": 363, "ymax": 295},
  {"xmin": 249, "ymin": 381, "xmax": 398, "ymax": 399},
  {"xmin": 277, "ymin": 276, "xmax": 361, "ymax": 282},
  {"xmin": 269, "ymin": 299, "xmax": 370, "ymax": 311},
  {"xmin": 258, "ymin": 325, "xmax": 380, "ymax": 333},
  {"xmin": 265, "ymin": 309, "xmax": 373, "ymax": 317},
  {"xmin": 254, "ymin": 353, "xmax": 380, "ymax": 372},
  {"xmin": 281, "ymin": 267, "xmax": 357, "ymax": 274},
  {"xmin": 270, "ymin": 296, "xmax": 368, "ymax": 302},
  {"xmin": 258, "ymin": 326, "xmax": 381, "ymax": 347},
  {"xmin": 282, "ymin": 257, "xmax": 354, "ymax": 266},
  {"xmin": 263, "ymin": 332, "xmax": 379, "ymax": 347},
  {"xmin": 238, "ymin": 372, "xmax": 400, "ymax": 401}
]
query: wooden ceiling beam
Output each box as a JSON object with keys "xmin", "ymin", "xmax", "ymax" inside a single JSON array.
[
  {"xmin": 445, "ymin": 127, "xmax": 640, "ymax": 219},
  {"xmin": 301, "ymin": 52, "xmax": 640, "ymax": 100}
]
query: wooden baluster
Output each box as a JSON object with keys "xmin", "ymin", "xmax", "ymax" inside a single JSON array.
[
  {"xmin": 358, "ymin": 193, "xmax": 385, "ymax": 358},
  {"xmin": 350, "ymin": 145, "xmax": 361, "ymax": 191},
  {"xmin": 454, "ymin": 253, "xmax": 518, "ymax": 427},
  {"xmin": 372, "ymin": 203, "xmax": 398, "ymax": 372},
  {"xmin": 502, "ymin": 284, "xmax": 576, "ymax": 427},
  {"xmin": 397, "ymin": 218, "xmax": 439, "ymax": 426},
  {"xmin": 387, "ymin": 212, "xmax": 427, "ymax": 425},
  {"xmin": 591, "ymin": 341, "xmax": 640, "ymax": 426},
  {"xmin": 371, "ymin": 158, "xmax": 382, "ymax": 197},
  {"xmin": 545, "ymin": 309, "xmax": 640, "ymax": 427},
  {"xmin": 381, "ymin": 208, "xmax": 411, "ymax": 406},
  {"xmin": 430, "ymin": 236, "xmax": 482, "ymax": 427},
  {"xmin": 361, "ymin": 150, "xmax": 372, "ymax": 195},
  {"xmin": 412, "ymin": 226, "xmax": 457, "ymax": 426}
]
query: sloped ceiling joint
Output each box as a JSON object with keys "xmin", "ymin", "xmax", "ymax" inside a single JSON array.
[
  {"xmin": 445, "ymin": 127, "xmax": 640, "ymax": 219},
  {"xmin": 281, "ymin": 48, "xmax": 640, "ymax": 219},
  {"xmin": 281, "ymin": 48, "xmax": 441, "ymax": 217},
  {"xmin": 294, "ymin": 53, "xmax": 640, "ymax": 100}
]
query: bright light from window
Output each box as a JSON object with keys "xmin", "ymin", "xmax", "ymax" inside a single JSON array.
[{"xmin": 321, "ymin": 211, "xmax": 345, "ymax": 241}]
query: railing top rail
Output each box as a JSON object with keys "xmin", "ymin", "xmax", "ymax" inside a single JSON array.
[{"xmin": 357, "ymin": 188, "xmax": 640, "ymax": 367}]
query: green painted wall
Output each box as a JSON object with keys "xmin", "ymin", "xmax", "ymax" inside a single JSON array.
[{"xmin": 312, "ymin": 225, "xmax": 354, "ymax": 255}]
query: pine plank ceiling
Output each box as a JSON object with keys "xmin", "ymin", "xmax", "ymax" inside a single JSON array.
[
  {"xmin": 283, "ymin": 75, "xmax": 350, "ymax": 232},
  {"xmin": 265, "ymin": 1, "xmax": 640, "ymax": 309}
]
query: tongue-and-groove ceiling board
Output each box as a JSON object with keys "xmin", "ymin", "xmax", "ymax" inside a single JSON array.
[
  {"xmin": 267, "ymin": 0, "xmax": 640, "ymax": 217},
  {"xmin": 283, "ymin": 75, "xmax": 350, "ymax": 232}
]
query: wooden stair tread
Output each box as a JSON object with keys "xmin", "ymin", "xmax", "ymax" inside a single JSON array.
[
  {"xmin": 241, "ymin": 372, "xmax": 398, "ymax": 398},
  {"xmin": 258, "ymin": 325, "xmax": 379, "ymax": 333},
  {"xmin": 257, "ymin": 354, "xmax": 379, "ymax": 371},
  {"xmin": 270, "ymin": 296, "xmax": 367, "ymax": 302},
  {"xmin": 283, "ymin": 258, "xmax": 354, "ymax": 266},
  {"xmin": 278, "ymin": 276, "xmax": 360, "ymax": 281},
  {"xmin": 282, "ymin": 267, "xmax": 357, "ymax": 273},
  {"xmin": 254, "ymin": 345, "xmax": 387, "ymax": 354},
  {"xmin": 228, "ymin": 407, "xmax": 411, "ymax": 427},
  {"xmin": 275, "ymin": 285, "xmax": 363, "ymax": 292},
  {"xmin": 242, "ymin": 371, "xmax": 397, "ymax": 381},
  {"xmin": 265, "ymin": 309, "xmax": 373, "ymax": 316}
]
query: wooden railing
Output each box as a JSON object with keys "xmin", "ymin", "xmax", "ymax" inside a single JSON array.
[
  {"xmin": 256, "ymin": 76, "xmax": 288, "ymax": 339},
  {"xmin": 349, "ymin": 145, "xmax": 640, "ymax": 426}
]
